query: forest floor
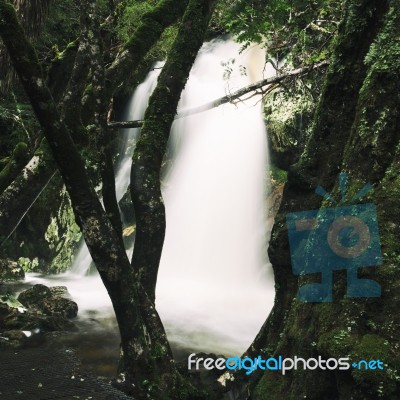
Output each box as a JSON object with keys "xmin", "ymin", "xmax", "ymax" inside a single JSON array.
[{"xmin": 0, "ymin": 342, "xmax": 132, "ymax": 400}]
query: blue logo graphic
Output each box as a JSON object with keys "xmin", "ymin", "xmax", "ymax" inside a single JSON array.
[{"xmin": 286, "ymin": 173, "xmax": 382, "ymax": 302}]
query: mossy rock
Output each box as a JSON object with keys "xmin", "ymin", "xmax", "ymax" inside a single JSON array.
[
  {"xmin": 0, "ymin": 259, "xmax": 25, "ymax": 282},
  {"xmin": 18, "ymin": 284, "xmax": 52, "ymax": 307},
  {"xmin": 18, "ymin": 284, "xmax": 78, "ymax": 318}
]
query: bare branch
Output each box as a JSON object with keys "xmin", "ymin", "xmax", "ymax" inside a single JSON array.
[{"xmin": 109, "ymin": 60, "xmax": 329, "ymax": 129}]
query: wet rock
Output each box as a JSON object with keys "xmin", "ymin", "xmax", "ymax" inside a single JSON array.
[
  {"xmin": 0, "ymin": 329, "xmax": 26, "ymax": 349},
  {"xmin": 18, "ymin": 284, "xmax": 78, "ymax": 319},
  {"xmin": 41, "ymin": 297, "xmax": 78, "ymax": 318},
  {"xmin": 2, "ymin": 307, "xmax": 77, "ymax": 332},
  {"xmin": 0, "ymin": 284, "xmax": 78, "ymax": 349},
  {"xmin": 0, "ymin": 259, "xmax": 25, "ymax": 282},
  {"xmin": 49, "ymin": 286, "xmax": 70, "ymax": 298},
  {"xmin": 0, "ymin": 301, "xmax": 13, "ymax": 323},
  {"xmin": 18, "ymin": 284, "xmax": 52, "ymax": 306}
]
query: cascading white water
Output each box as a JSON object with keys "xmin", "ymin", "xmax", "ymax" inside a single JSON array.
[
  {"xmin": 114, "ymin": 62, "xmax": 164, "ymax": 203},
  {"xmin": 25, "ymin": 38, "xmax": 275, "ymax": 358},
  {"xmin": 156, "ymin": 38, "xmax": 275, "ymax": 356}
]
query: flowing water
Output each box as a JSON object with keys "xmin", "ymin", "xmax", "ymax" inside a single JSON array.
[{"xmin": 24, "ymin": 38, "xmax": 275, "ymax": 372}]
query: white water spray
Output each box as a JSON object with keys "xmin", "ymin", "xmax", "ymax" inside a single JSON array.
[{"xmin": 157, "ymin": 39, "xmax": 275, "ymax": 355}]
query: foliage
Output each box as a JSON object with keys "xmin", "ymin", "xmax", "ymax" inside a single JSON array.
[
  {"xmin": 210, "ymin": 1, "xmax": 342, "ymax": 173},
  {"xmin": 265, "ymin": 78, "xmax": 315, "ymax": 149},
  {"xmin": 44, "ymin": 187, "xmax": 81, "ymax": 273},
  {"xmin": 17, "ymin": 256, "xmax": 39, "ymax": 272},
  {"xmin": 220, "ymin": 0, "xmax": 342, "ymax": 65}
]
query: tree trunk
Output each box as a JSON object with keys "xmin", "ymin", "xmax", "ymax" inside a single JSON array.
[
  {"xmin": 244, "ymin": 1, "xmax": 400, "ymax": 399},
  {"xmin": 0, "ymin": 0, "xmax": 215, "ymax": 398},
  {"xmin": 104, "ymin": 0, "xmax": 190, "ymax": 97},
  {"xmin": 130, "ymin": 0, "xmax": 217, "ymax": 302},
  {"xmin": 0, "ymin": 140, "xmax": 56, "ymax": 247}
]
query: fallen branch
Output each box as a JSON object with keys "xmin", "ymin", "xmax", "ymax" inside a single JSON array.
[
  {"xmin": 108, "ymin": 60, "xmax": 329, "ymax": 129},
  {"xmin": 108, "ymin": 120, "xmax": 144, "ymax": 129}
]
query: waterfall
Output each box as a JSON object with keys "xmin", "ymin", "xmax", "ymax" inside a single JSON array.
[
  {"xmin": 66, "ymin": 37, "xmax": 275, "ymax": 356},
  {"xmin": 157, "ymin": 38, "xmax": 275, "ymax": 356}
]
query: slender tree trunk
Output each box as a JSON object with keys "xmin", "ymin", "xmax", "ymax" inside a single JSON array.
[
  {"xmin": 104, "ymin": 0, "xmax": 189, "ymax": 96},
  {"xmin": 130, "ymin": 0, "xmax": 217, "ymax": 302}
]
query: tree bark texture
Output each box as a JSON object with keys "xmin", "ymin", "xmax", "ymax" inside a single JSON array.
[
  {"xmin": 104, "ymin": 0, "xmax": 189, "ymax": 97},
  {"xmin": 130, "ymin": 0, "xmax": 217, "ymax": 302},
  {"xmin": 244, "ymin": 1, "xmax": 400, "ymax": 399},
  {"xmin": 0, "ymin": 1, "xmax": 215, "ymax": 398}
]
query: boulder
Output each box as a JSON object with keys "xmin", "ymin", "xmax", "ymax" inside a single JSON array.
[
  {"xmin": 49, "ymin": 286, "xmax": 70, "ymax": 298},
  {"xmin": 18, "ymin": 284, "xmax": 78, "ymax": 319},
  {"xmin": 40, "ymin": 297, "xmax": 78, "ymax": 318},
  {"xmin": 0, "ymin": 329, "xmax": 26, "ymax": 349},
  {"xmin": 0, "ymin": 259, "xmax": 25, "ymax": 282},
  {"xmin": 0, "ymin": 284, "xmax": 78, "ymax": 349},
  {"xmin": 18, "ymin": 284, "xmax": 52, "ymax": 307}
]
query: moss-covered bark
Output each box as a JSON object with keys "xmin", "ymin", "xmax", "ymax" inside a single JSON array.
[
  {"xmin": 0, "ymin": 142, "xmax": 29, "ymax": 194},
  {"xmin": 245, "ymin": 1, "xmax": 400, "ymax": 399},
  {"xmin": 1, "ymin": 1, "xmax": 215, "ymax": 398},
  {"xmin": 0, "ymin": 139, "xmax": 55, "ymax": 246},
  {"xmin": 130, "ymin": 0, "xmax": 217, "ymax": 302},
  {"xmin": 105, "ymin": 0, "xmax": 189, "ymax": 97},
  {"xmin": 88, "ymin": 0, "xmax": 123, "ymax": 243}
]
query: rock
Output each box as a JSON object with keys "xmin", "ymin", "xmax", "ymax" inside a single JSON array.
[
  {"xmin": 18, "ymin": 284, "xmax": 78, "ymax": 319},
  {"xmin": 0, "ymin": 302, "xmax": 13, "ymax": 322},
  {"xmin": 18, "ymin": 284, "xmax": 52, "ymax": 307},
  {"xmin": 41, "ymin": 297, "xmax": 78, "ymax": 319},
  {"xmin": 1, "ymin": 284, "xmax": 78, "ymax": 349},
  {"xmin": 0, "ymin": 329, "xmax": 26, "ymax": 349},
  {"xmin": 2, "ymin": 308, "xmax": 77, "ymax": 332},
  {"xmin": 49, "ymin": 286, "xmax": 70, "ymax": 298},
  {"xmin": 0, "ymin": 259, "xmax": 25, "ymax": 282}
]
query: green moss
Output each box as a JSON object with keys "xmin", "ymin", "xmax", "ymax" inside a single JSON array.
[
  {"xmin": 51, "ymin": 39, "xmax": 79, "ymax": 63},
  {"xmin": 352, "ymin": 334, "xmax": 390, "ymax": 361},
  {"xmin": 350, "ymin": 334, "xmax": 397, "ymax": 397},
  {"xmin": 44, "ymin": 186, "xmax": 81, "ymax": 273},
  {"xmin": 12, "ymin": 142, "xmax": 28, "ymax": 161},
  {"xmin": 317, "ymin": 328, "xmax": 357, "ymax": 358},
  {"xmin": 253, "ymin": 373, "xmax": 290, "ymax": 399}
]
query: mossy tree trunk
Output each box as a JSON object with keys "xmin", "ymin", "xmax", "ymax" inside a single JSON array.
[
  {"xmin": 0, "ymin": 0, "xmax": 216, "ymax": 398},
  {"xmin": 130, "ymin": 0, "xmax": 217, "ymax": 302},
  {"xmin": 245, "ymin": 1, "xmax": 400, "ymax": 399}
]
